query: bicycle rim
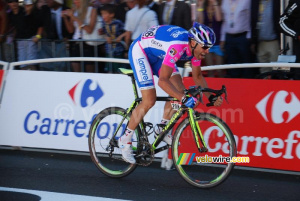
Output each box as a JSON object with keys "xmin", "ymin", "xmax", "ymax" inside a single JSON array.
[
  {"xmin": 88, "ymin": 107, "xmax": 140, "ymax": 178},
  {"xmin": 172, "ymin": 113, "xmax": 237, "ymax": 188}
]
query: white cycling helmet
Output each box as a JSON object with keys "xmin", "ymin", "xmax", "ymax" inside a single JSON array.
[{"xmin": 188, "ymin": 22, "xmax": 216, "ymax": 48}]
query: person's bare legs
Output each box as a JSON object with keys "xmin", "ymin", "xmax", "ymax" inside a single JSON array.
[
  {"xmin": 85, "ymin": 64, "xmax": 95, "ymax": 73},
  {"xmin": 127, "ymin": 88, "xmax": 157, "ymax": 130},
  {"xmin": 119, "ymin": 88, "xmax": 156, "ymax": 164},
  {"xmin": 72, "ymin": 62, "xmax": 81, "ymax": 72},
  {"xmin": 162, "ymin": 74, "xmax": 185, "ymax": 120},
  {"xmin": 161, "ymin": 74, "xmax": 185, "ymax": 169}
]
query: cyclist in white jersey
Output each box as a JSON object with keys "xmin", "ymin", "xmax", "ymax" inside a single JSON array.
[{"xmin": 119, "ymin": 22, "xmax": 223, "ymax": 164}]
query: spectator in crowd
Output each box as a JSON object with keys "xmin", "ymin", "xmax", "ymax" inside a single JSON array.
[
  {"xmin": 147, "ymin": 0, "xmax": 159, "ymax": 17},
  {"xmin": 44, "ymin": 0, "xmax": 72, "ymax": 40},
  {"xmin": 279, "ymin": 0, "xmax": 300, "ymax": 79},
  {"xmin": 115, "ymin": 0, "xmax": 136, "ymax": 23},
  {"xmin": 0, "ymin": 0, "xmax": 7, "ymax": 43},
  {"xmin": 197, "ymin": 0, "xmax": 224, "ymax": 77},
  {"xmin": 158, "ymin": 0, "xmax": 191, "ymax": 69},
  {"xmin": 124, "ymin": 0, "xmax": 158, "ymax": 49},
  {"xmin": 251, "ymin": 0, "xmax": 280, "ymax": 74},
  {"xmin": 7, "ymin": 0, "xmax": 43, "ymax": 70},
  {"xmin": 101, "ymin": 3, "xmax": 126, "ymax": 73},
  {"xmin": 158, "ymin": 0, "xmax": 192, "ymax": 30},
  {"xmin": 63, "ymin": 0, "xmax": 106, "ymax": 73},
  {"xmin": 36, "ymin": 0, "xmax": 46, "ymax": 9},
  {"xmin": 220, "ymin": 0, "xmax": 254, "ymax": 78},
  {"xmin": 38, "ymin": 0, "xmax": 72, "ymax": 71}
]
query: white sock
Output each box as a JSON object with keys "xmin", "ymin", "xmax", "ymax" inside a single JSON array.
[
  {"xmin": 161, "ymin": 118, "xmax": 170, "ymax": 125},
  {"xmin": 120, "ymin": 128, "xmax": 134, "ymax": 144}
]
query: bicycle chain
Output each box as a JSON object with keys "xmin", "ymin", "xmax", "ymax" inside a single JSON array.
[
  {"xmin": 102, "ymin": 139, "xmax": 154, "ymax": 166},
  {"xmin": 135, "ymin": 141, "xmax": 154, "ymax": 167}
]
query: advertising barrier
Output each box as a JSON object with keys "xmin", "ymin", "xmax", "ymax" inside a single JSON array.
[
  {"xmin": 0, "ymin": 70, "xmax": 167, "ymax": 154},
  {"xmin": 0, "ymin": 69, "xmax": 299, "ymax": 173},
  {"xmin": 183, "ymin": 77, "xmax": 300, "ymax": 172}
]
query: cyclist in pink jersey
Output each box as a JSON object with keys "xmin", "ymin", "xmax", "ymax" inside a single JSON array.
[{"xmin": 119, "ymin": 22, "xmax": 223, "ymax": 164}]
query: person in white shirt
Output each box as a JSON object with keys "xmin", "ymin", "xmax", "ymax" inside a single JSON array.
[
  {"xmin": 124, "ymin": 0, "xmax": 158, "ymax": 49},
  {"xmin": 220, "ymin": 0, "xmax": 255, "ymax": 78}
]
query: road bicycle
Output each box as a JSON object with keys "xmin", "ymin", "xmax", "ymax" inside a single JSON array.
[{"xmin": 88, "ymin": 68, "xmax": 237, "ymax": 188}]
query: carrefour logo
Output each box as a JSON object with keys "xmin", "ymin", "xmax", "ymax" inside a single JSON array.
[
  {"xmin": 256, "ymin": 91, "xmax": 300, "ymax": 124},
  {"xmin": 69, "ymin": 79, "xmax": 104, "ymax": 108},
  {"xmin": 23, "ymin": 79, "xmax": 104, "ymax": 137}
]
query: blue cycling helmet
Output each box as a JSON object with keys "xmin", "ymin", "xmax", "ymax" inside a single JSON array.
[{"xmin": 188, "ymin": 22, "xmax": 216, "ymax": 48}]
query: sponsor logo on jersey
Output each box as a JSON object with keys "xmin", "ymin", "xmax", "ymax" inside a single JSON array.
[
  {"xmin": 138, "ymin": 58, "xmax": 149, "ymax": 81},
  {"xmin": 169, "ymin": 48, "xmax": 177, "ymax": 57},
  {"xmin": 171, "ymin": 30, "xmax": 188, "ymax": 38},
  {"xmin": 151, "ymin": 39, "xmax": 162, "ymax": 47},
  {"xmin": 167, "ymin": 27, "xmax": 180, "ymax": 32}
]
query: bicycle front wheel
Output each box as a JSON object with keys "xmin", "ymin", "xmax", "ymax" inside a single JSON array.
[
  {"xmin": 89, "ymin": 107, "xmax": 140, "ymax": 178},
  {"xmin": 172, "ymin": 113, "xmax": 237, "ymax": 188}
]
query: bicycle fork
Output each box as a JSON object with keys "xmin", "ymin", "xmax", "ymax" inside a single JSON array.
[{"xmin": 188, "ymin": 109, "xmax": 208, "ymax": 153}]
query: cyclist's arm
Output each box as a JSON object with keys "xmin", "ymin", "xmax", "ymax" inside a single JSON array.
[
  {"xmin": 192, "ymin": 64, "xmax": 223, "ymax": 106},
  {"xmin": 158, "ymin": 64, "xmax": 185, "ymax": 101},
  {"xmin": 191, "ymin": 64, "xmax": 210, "ymax": 98}
]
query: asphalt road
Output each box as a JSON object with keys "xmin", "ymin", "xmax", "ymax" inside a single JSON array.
[{"xmin": 0, "ymin": 148, "xmax": 299, "ymax": 201}]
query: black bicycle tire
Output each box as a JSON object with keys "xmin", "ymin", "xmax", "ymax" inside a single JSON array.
[
  {"xmin": 172, "ymin": 112, "xmax": 237, "ymax": 188},
  {"xmin": 88, "ymin": 107, "xmax": 141, "ymax": 178}
]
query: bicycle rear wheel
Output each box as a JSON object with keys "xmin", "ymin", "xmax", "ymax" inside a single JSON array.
[
  {"xmin": 89, "ymin": 107, "xmax": 140, "ymax": 178},
  {"xmin": 172, "ymin": 113, "xmax": 237, "ymax": 188}
]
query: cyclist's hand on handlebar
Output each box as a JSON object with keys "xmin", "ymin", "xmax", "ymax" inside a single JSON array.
[
  {"xmin": 209, "ymin": 95, "xmax": 223, "ymax": 107},
  {"xmin": 182, "ymin": 96, "xmax": 199, "ymax": 108},
  {"xmin": 214, "ymin": 96, "xmax": 223, "ymax": 107}
]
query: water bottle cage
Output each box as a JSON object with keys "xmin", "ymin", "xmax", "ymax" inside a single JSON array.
[
  {"xmin": 154, "ymin": 124, "xmax": 166, "ymax": 135},
  {"xmin": 144, "ymin": 122, "xmax": 154, "ymax": 135}
]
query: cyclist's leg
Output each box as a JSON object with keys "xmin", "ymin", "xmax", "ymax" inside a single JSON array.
[
  {"xmin": 124, "ymin": 38, "xmax": 157, "ymax": 135},
  {"xmin": 162, "ymin": 73, "xmax": 185, "ymax": 120},
  {"xmin": 119, "ymin": 39, "xmax": 156, "ymax": 163},
  {"xmin": 127, "ymin": 89, "xmax": 156, "ymax": 131},
  {"xmin": 160, "ymin": 73, "xmax": 185, "ymax": 168}
]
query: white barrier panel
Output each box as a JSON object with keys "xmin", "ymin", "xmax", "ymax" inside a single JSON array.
[{"xmin": 0, "ymin": 70, "xmax": 167, "ymax": 152}]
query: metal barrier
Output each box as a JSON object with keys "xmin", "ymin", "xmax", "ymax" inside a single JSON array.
[
  {"xmin": 0, "ymin": 38, "xmax": 126, "ymax": 73},
  {"xmin": 0, "ymin": 61, "xmax": 9, "ymax": 70},
  {"xmin": 8, "ymin": 57, "xmax": 129, "ymax": 70},
  {"xmin": 182, "ymin": 63, "xmax": 300, "ymax": 77}
]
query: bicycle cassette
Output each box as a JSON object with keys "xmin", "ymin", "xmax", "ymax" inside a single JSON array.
[{"xmin": 135, "ymin": 141, "xmax": 154, "ymax": 166}]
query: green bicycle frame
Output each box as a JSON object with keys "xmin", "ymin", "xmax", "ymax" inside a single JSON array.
[{"xmin": 110, "ymin": 72, "xmax": 208, "ymax": 154}]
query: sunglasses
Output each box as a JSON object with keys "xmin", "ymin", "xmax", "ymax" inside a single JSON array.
[{"xmin": 201, "ymin": 44, "xmax": 210, "ymax": 50}]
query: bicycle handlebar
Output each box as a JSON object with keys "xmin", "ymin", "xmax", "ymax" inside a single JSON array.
[{"xmin": 184, "ymin": 85, "xmax": 228, "ymax": 107}]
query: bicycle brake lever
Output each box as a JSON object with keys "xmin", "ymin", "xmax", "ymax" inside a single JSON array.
[
  {"xmin": 222, "ymin": 85, "xmax": 229, "ymax": 104},
  {"xmin": 198, "ymin": 86, "xmax": 204, "ymax": 104}
]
